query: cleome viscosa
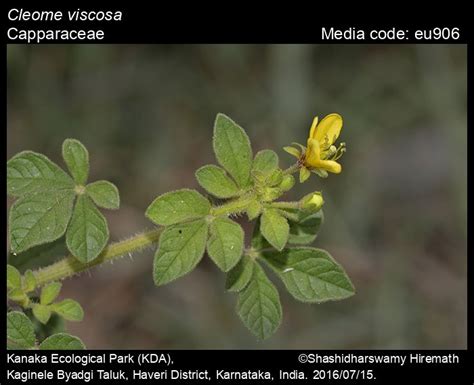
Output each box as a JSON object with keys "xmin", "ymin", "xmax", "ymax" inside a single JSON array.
[{"xmin": 8, "ymin": 8, "xmax": 122, "ymax": 21}]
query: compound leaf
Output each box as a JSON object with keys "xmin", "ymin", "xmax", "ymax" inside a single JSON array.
[
  {"xmin": 86, "ymin": 180, "xmax": 120, "ymax": 209},
  {"xmin": 262, "ymin": 247, "xmax": 355, "ymax": 303},
  {"xmin": 7, "ymin": 151, "xmax": 74, "ymax": 197},
  {"xmin": 153, "ymin": 219, "xmax": 208, "ymax": 286},
  {"xmin": 9, "ymin": 189, "xmax": 75, "ymax": 254},
  {"xmin": 213, "ymin": 113, "xmax": 253, "ymax": 187},
  {"xmin": 195, "ymin": 165, "xmax": 240, "ymax": 199},
  {"xmin": 66, "ymin": 194, "xmax": 109, "ymax": 263},
  {"xmin": 146, "ymin": 189, "xmax": 211, "ymax": 226},
  {"xmin": 237, "ymin": 263, "xmax": 282, "ymax": 340},
  {"xmin": 39, "ymin": 333, "xmax": 85, "ymax": 350},
  {"xmin": 62, "ymin": 139, "xmax": 89, "ymax": 185},
  {"xmin": 207, "ymin": 217, "xmax": 244, "ymax": 272}
]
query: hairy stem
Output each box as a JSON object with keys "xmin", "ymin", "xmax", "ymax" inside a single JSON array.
[
  {"xmin": 267, "ymin": 201, "xmax": 300, "ymax": 210},
  {"xmin": 210, "ymin": 195, "xmax": 255, "ymax": 217},
  {"xmin": 31, "ymin": 195, "xmax": 261, "ymax": 287},
  {"xmin": 33, "ymin": 228, "xmax": 162, "ymax": 287},
  {"xmin": 283, "ymin": 162, "xmax": 301, "ymax": 175}
]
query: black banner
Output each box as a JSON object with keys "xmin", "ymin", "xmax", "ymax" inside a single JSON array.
[
  {"xmin": 2, "ymin": 6, "xmax": 469, "ymax": 44},
  {"xmin": 4, "ymin": 350, "xmax": 473, "ymax": 384}
]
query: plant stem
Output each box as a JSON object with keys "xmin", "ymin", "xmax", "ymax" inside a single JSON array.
[
  {"xmin": 33, "ymin": 228, "xmax": 162, "ymax": 287},
  {"xmin": 32, "ymin": 195, "xmax": 260, "ymax": 287},
  {"xmin": 31, "ymin": 172, "xmax": 302, "ymax": 287},
  {"xmin": 267, "ymin": 201, "xmax": 300, "ymax": 210},
  {"xmin": 210, "ymin": 195, "xmax": 254, "ymax": 217},
  {"xmin": 283, "ymin": 162, "xmax": 301, "ymax": 175}
]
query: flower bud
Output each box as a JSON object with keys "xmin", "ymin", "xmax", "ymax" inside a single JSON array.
[
  {"xmin": 300, "ymin": 192, "xmax": 324, "ymax": 212},
  {"xmin": 279, "ymin": 174, "xmax": 295, "ymax": 192},
  {"xmin": 262, "ymin": 187, "xmax": 282, "ymax": 202},
  {"xmin": 266, "ymin": 169, "xmax": 283, "ymax": 186}
]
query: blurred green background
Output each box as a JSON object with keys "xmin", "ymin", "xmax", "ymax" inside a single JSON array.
[{"xmin": 7, "ymin": 44, "xmax": 467, "ymax": 349}]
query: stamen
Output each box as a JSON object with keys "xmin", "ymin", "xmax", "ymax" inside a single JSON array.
[
  {"xmin": 322, "ymin": 145, "xmax": 337, "ymax": 160},
  {"xmin": 333, "ymin": 143, "xmax": 346, "ymax": 161}
]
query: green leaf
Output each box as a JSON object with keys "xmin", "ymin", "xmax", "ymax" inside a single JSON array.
[
  {"xmin": 23, "ymin": 270, "xmax": 37, "ymax": 292},
  {"xmin": 237, "ymin": 263, "xmax": 282, "ymax": 340},
  {"xmin": 262, "ymin": 247, "xmax": 355, "ymax": 303},
  {"xmin": 86, "ymin": 180, "xmax": 120, "ymax": 209},
  {"xmin": 66, "ymin": 194, "xmax": 109, "ymax": 263},
  {"xmin": 40, "ymin": 282, "xmax": 62, "ymax": 305},
  {"xmin": 207, "ymin": 217, "xmax": 244, "ymax": 272},
  {"xmin": 39, "ymin": 333, "xmax": 85, "ymax": 350},
  {"xmin": 225, "ymin": 255, "xmax": 255, "ymax": 292},
  {"xmin": 288, "ymin": 209, "xmax": 324, "ymax": 245},
  {"xmin": 7, "ymin": 151, "xmax": 74, "ymax": 197},
  {"xmin": 7, "ymin": 288, "xmax": 28, "ymax": 302},
  {"xmin": 32, "ymin": 313, "xmax": 65, "ymax": 341},
  {"xmin": 246, "ymin": 200, "xmax": 262, "ymax": 221},
  {"xmin": 260, "ymin": 208, "xmax": 289, "ymax": 251},
  {"xmin": 8, "ymin": 238, "xmax": 68, "ymax": 273},
  {"xmin": 32, "ymin": 304, "xmax": 52, "ymax": 324},
  {"xmin": 7, "ymin": 311, "xmax": 36, "ymax": 349},
  {"xmin": 252, "ymin": 150, "xmax": 278, "ymax": 176},
  {"xmin": 251, "ymin": 218, "xmax": 271, "ymax": 250},
  {"xmin": 153, "ymin": 219, "xmax": 208, "ymax": 286},
  {"xmin": 195, "ymin": 165, "xmax": 240, "ymax": 199},
  {"xmin": 51, "ymin": 299, "xmax": 84, "ymax": 321},
  {"xmin": 7, "ymin": 264, "xmax": 22, "ymax": 289},
  {"xmin": 213, "ymin": 113, "xmax": 253, "ymax": 187},
  {"xmin": 261, "ymin": 186, "xmax": 283, "ymax": 202},
  {"xmin": 62, "ymin": 139, "xmax": 89, "ymax": 185},
  {"xmin": 9, "ymin": 189, "xmax": 75, "ymax": 254},
  {"xmin": 7, "ymin": 340, "xmax": 27, "ymax": 350},
  {"xmin": 251, "ymin": 170, "xmax": 266, "ymax": 185},
  {"xmin": 8, "ymin": 288, "xmax": 29, "ymax": 304},
  {"xmin": 146, "ymin": 189, "xmax": 211, "ymax": 226}
]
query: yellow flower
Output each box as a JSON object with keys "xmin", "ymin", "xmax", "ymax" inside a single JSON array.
[{"xmin": 284, "ymin": 113, "xmax": 346, "ymax": 181}]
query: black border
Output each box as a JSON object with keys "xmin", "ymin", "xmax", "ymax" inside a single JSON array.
[{"xmin": 3, "ymin": 6, "xmax": 472, "ymax": 385}]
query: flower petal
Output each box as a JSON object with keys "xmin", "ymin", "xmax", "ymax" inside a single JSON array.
[
  {"xmin": 318, "ymin": 159, "xmax": 342, "ymax": 174},
  {"xmin": 305, "ymin": 139, "xmax": 342, "ymax": 174},
  {"xmin": 283, "ymin": 146, "xmax": 301, "ymax": 159},
  {"xmin": 314, "ymin": 113, "xmax": 343, "ymax": 146},
  {"xmin": 309, "ymin": 116, "xmax": 319, "ymax": 139},
  {"xmin": 305, "ymin": 138, "xmax": 321, "ymax": 166}
]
